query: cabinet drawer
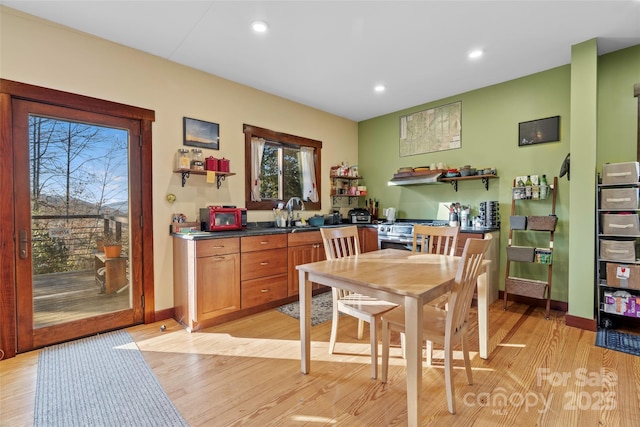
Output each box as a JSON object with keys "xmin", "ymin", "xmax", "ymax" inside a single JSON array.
[
  {"xmin": 196, "ymin": 238, "xmax": 240, "ymax": 257},
  {"xmin": 241, "ymin": 247, "xmax": 288, "ymax": 280},
  {"xmin": 241, "ymin": 274, "xmax": 288, "ymax": 308},
  {"xmin": 241, "ymin": 234, "xmax": 287, "ymax": 252},
  {"xmin": 288, "ymin": 230, "xmax": 322, "ymax": 246}
]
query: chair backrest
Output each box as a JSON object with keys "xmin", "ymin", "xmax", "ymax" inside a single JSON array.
[
  {"xmin": 446, "ymin": 237, "xmax": 491, "ymax": 338},
  {"xmin": 320, "ymin": 226, "xmax": 361, "ymax": 260},
  {"xmin": 413, "ymin": 225, "xmax": 460, "ymax": 256}
]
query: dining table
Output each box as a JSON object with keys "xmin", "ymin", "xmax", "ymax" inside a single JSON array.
[{"xmin": 296, "ymin": 248, "xmax": 491, "ymax": 427}]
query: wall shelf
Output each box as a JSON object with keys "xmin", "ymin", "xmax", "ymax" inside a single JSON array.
[
  {"xmin": 330, "ymin": 175, "xmax": 364, "ymax": 207},
  {"xmin": 440, "ymin": 174, "xmax": 498, "ymax": 192},
  {"xmin": 174, "ymin": 169, "xmax": 235, "ymax": 189}
]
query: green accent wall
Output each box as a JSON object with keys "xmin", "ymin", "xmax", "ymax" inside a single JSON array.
[
  {"xmin": 358, "ymin": 42, "xmax": 640, "ymax": 320},
  {"xmin": 568, "ymin": 39, "xmax": 598, "ymax": 320}
]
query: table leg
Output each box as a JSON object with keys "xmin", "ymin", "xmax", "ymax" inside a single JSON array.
[
  {"xmin": 404, "ymin": 296, "xmax": 422, "ymax": 427},
  {"xmin": 477, "ymin": 270, "xmax": 489, "ymax": 359},
  {"xmin": 299, "ymin": 270, "xmax": 312, "ymax": 374}
]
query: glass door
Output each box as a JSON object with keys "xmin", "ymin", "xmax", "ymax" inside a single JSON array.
[{"xmin": 14, "ymin": 99, "xmax": 143, "ymax": 351}]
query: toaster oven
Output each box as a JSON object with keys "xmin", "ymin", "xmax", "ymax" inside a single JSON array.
[{"xmin": 200, "ymin": 206, "xmax": 247, "ymax": 231}]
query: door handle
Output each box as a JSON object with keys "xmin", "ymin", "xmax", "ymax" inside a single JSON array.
[{"xmin": 19, "ymin": 230, "xmax": 28, "ymax": 259}]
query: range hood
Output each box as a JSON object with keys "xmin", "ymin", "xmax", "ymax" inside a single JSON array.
[{"xmin": 388, "ymin": 170, "xmax": 443, "ymax": 186}]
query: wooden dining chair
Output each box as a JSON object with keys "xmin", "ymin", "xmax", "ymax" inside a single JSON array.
[
  {"xmin": 412, "ymin": 224, "xmax": 460, "ymax": 255},
  {"xmin": 411, "ymin": 225, "xmax": 461, "ymax": 363},
  {"xmin": 320, "ymin": 226, "xmax": 397, "ymax": 379},
  {"xmin": 380, "ymin": 237, "xmax": 491, "ymax": 414}
]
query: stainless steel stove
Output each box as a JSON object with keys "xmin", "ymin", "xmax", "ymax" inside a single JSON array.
[{"xmin": 377, "ymin": 220, "xmax": 449, "ymax": 250}]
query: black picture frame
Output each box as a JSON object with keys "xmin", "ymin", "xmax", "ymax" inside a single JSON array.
[
  {"xmin": 183, "ymin": 117, "xmax": 219, "ymax": 150},
  {"xmin": 518, "ymin": 116, "xmax": 560, "ymax": 146}
]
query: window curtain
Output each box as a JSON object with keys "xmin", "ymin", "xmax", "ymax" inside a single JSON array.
[
  {"xmin": 251, "ymin": 137, "xmax": 265, "ymax": 201},
  {"xmin": 300, "ymin": 146, "xmax": 319, "ymax": 202}
]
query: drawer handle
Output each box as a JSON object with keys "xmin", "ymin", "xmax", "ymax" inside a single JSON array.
[
  {"xmin": 260, "ymin": 241, "xmax": 269, "ymax": 245},
  {"xmin": 260, "ymin": 261, "xmax": 269, "ymax": 265},
  {"xmin": 213, "ymin": 245, "xmax": 225, "ymax": 249},
  {"xmin": 260, "ymin": 289, "xmax": 270, "ymax": 293},
  {"xmin": 213, "ymin": 256, "xmax": 226, "ymax": 260}
]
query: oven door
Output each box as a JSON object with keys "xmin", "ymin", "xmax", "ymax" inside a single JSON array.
[{"xmin": 379, "ymin": 239, "xmax": 414, "ymax": 251}]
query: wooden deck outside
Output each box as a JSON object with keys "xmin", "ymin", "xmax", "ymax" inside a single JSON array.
[{"xmin": 33, "ymin": 269, "xmax": 130, "ymax": 328}]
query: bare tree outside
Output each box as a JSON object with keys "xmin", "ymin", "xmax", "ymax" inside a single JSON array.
[{"xmin": 29, "ymin": 115, "xmax": 128, "ymax": 274}]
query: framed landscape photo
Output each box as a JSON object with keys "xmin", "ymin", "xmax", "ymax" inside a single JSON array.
[
  {"xmin": 183, "ymin": 117, "xmax": 220, "ymax": 150},
  {"xmin": 518, "ymin": 116, "xmax": 560, "ymax": 146}
]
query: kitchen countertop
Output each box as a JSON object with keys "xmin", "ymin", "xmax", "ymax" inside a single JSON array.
[
  {"xmin": 171, "ymin": 222, "xmax": 377, "ymax": 240},
  {"xmin": 171, "ymin": 222, "xmax": 497, "ymax": 240}
]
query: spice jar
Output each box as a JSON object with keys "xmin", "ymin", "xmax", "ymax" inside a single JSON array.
[
  {"xmin": 190, "ymin": 149, "xmax": 204, "ymax": 170},
  {"xmin": 175, "ymin": 148, "xmax": 191, "ymax": 170}
]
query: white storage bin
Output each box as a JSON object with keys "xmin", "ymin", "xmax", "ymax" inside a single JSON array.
[
  {"xmin": 600, "ymin": 188, "xmax": 639, "ymax": 210},
  {"xmin": 600, "ymin": 240, "xmax": 636, "ymax": 262},
  {"xmin": 602, "ymin": 162, "xmax": 640, "ymax": 185},
  {"xmin": 601, "ymin": 214, "xmax": 640, "ymax": 235}
]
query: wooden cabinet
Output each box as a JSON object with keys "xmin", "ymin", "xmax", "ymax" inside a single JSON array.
[
  {"xmin": 287, "ymin": 231, "xmax": 326, "ymax": 296},
  {"xmin": 240, "ymin": 234, "xmax": 288, "ymax": 308},
  {"xmin": 359, "ymin": 226, "xmax": 379, "ymax": 253},
  {"xmin": 173, "ymin": 237, "xmax": 240, "ymax": 331}
]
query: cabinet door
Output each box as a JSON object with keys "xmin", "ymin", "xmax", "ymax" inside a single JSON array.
[
  {"xmin": 196, "ymin": 253, "xmax": 240, "ymax": 322},
  {"xmin": 359, "ymin": 227, "xmax": 379, "ymax": 253},
  {"xmin": 288, "ymin": 243, "xmax": 325, "ymax": 296}
]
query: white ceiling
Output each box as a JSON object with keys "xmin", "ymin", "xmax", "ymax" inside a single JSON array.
[{"xmin": 3, "ymin": 1, "xmax": 640, "ymax": 121}]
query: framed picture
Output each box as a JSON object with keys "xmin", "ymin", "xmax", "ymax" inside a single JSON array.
[
  {"xmin": 518, "ymin": 116, "xmax": 560, "ymax": 146},
  {"xmin": 183, "ymin": 117, "xmax": 219, "ymax": 150},
  {"xmin": 399, "ymin": 101, "xmax": 462, "ymax": 156}
]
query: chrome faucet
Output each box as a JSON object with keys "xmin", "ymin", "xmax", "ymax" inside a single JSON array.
[{"xmin": 285, "ymin": 197, "xmax": 305, "ymax": 226}]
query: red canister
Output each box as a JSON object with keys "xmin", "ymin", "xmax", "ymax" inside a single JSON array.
[
  {"xmin": 205, "ymin": 156, "xmax": 218, "ymax": 171},
  {"xmin": 219, "ymin": 158, "xmax": 230, "ymax": 172}
]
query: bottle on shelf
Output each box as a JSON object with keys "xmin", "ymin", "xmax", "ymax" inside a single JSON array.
[
  {"xmin": 525, "ymin": 175, "xmax": 532, "ymax": 199},
  {"xmin": 540, "ymin": 174, "xmax": 549, "ymax": 199}
]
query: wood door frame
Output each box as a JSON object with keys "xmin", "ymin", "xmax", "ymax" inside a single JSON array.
[{"xmin": 0, "ymin": 79, "xmax": 156, "ymax": 358}]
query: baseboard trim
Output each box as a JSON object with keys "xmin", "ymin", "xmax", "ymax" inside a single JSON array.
[
  {"xmin": 565, "ymin": 314, "xmax": 597, "ymax": 331},
  {"xmin": 154, "ymin": 308, "xmax": 175, "ymax": 322},
  {"xmin": 499, "ymin": 290, "xmax": 568, "ymax": 312}
]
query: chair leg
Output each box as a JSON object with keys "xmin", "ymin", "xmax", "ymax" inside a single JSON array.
[
  {"xmin": 381, "ymin": 319, "xmax": 389, "ymax": 383},
  {"xmin": 357, "ymin": 319, "xmax": 365, "ymax": 340},
  {"xmin": 369, "ymin": 318, "xmax": 378, "ymax": 379},
  {"xmin": 426, "ymin": 340, "xmax": 433, "ymax": 366},
  {"xmin": 400, "ymin": 332, "xmax": 406, "ymax": 359},
  {"xmin": 444, "ymin": 340, "xmax": 456, "ymax": 414},
  {"xmin": 329, "ymin": 303, "xmax": 339, "ymax": 354},
  {"xmin": 462, "ymin": 333, "xmax": 473, "ymax": 385}
]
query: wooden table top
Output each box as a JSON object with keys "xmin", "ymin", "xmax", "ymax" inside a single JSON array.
[{"xmin": 296, "ymin": 249, "xmax": 461, "ymax": 301}]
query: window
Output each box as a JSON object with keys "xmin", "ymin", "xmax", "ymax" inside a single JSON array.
[{"xmin": 244, "ymin": 124, "xmax": 322, "ymax": 211}]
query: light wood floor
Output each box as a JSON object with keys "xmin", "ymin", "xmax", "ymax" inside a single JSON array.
[{"xmin": 1, "ymin": 300, "xmax": 639, "ymax": 426}]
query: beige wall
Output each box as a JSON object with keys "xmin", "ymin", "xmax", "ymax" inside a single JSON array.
[{"xmin": 1, "ymin": 6, "xmax": 358, "ymax": 310}]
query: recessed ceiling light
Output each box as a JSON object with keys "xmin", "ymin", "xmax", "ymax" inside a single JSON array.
[
  {"xmin": 252, "ymin": 21, "xmax": 268, "ymax": 33},
  {"xmin": 468, "ymin": 49, "xmax": 484, "ymax": 59},
  {"xmin": 374, "ymin": 85, "xmax": 386, "ymax": 93}
]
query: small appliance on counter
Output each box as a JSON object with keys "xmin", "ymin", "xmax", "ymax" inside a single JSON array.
[
  {"xmin": 324, "ymin": 211, "xmax": 342, "ymax": 225},
  {"xmin": 200, "ymin": 206, "xmax": 247, "ymax": 231},
  {"xmin": 384, "ymin": 207, "xmax": 397, "ymax": 223},
  {"xmin": 348, "ymin": 208, "xmax": 372, "ymax": 224}
]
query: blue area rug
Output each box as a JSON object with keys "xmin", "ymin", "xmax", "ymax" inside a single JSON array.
[
  {"xmin": 596, "ymin": 329, "xmax": 640, "ymax": 357},
  {"xmin": 34, "ymin": 330, "xmax": 188, "ymax": 426}
]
